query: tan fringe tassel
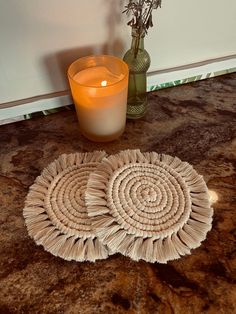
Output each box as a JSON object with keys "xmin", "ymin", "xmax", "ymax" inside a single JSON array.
[
  {"xmin": 86, "ymin": 149, "xmax": 213, "ymax": 263},
  {"xmin": 23, "ymin": 151, "xmax": 109, "ymax": 262}
]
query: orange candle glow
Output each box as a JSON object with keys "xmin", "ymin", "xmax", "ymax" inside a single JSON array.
[{"xmin": 68, "ymin": 55, "xmax": 129, "ymax": 142}]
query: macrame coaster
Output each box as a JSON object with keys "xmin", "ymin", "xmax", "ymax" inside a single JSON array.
[
  {"xmin": 86, "ymin": 149, "xmax": 213, "ymax": 263},
  {"xmin": 23, "ymin": 151, "xmax": 109, "ymax": 262}
]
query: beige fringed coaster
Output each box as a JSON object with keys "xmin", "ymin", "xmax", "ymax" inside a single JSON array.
[
  {"xmin": 23, "ymin": 151, "xmax": 109, "ymax": 262},
  {"xmin": 86, "ymin": 149, "xmax": 213, "ymax": 263}
]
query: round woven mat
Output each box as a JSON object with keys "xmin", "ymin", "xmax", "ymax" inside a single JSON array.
[
  {"xmin": 86, "ymin": 149, "xmax": 213, "ymax": 263},
  {"xmin": 23, "ymin": 152, "xmax": 109, "ymax": 262}
]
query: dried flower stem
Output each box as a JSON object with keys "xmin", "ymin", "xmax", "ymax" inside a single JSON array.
[
  {"xmin": 123, "ymin": 0, "xmax": 162, "ymax": 34},
  {"xmin": 123, "ymin": 0, "xmax": 162, "ymax": 57}
]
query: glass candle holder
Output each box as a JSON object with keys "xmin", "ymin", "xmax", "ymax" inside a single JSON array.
[{"xmin": 68, "ymin": 55, "xmax": 129, "ymax": 142}]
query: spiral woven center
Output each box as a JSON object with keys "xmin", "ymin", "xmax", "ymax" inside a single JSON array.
[
  {"xmin": 46, "ymin": 163, "xmax": 99, "ymax": 237},
  {"xmin": 107, "ymin": 163, "xmax": 191, "ymax": 238}
]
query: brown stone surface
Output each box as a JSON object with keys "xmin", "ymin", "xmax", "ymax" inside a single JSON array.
[{"xmin": 0, "ymin": 73, "xmax": 236, "ymax": 313}]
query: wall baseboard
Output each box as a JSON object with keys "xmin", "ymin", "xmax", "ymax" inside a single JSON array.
[
  {"xmin": 0, "ymin": 94, "xmax": 72, "ymax": 122},
  {"xmin": 1, "ymin": 55, "xmax": 236, "ymax": 124},
  {"xmin": 147, "ymin": 55, "xmax": 236, "ymax": 91}
]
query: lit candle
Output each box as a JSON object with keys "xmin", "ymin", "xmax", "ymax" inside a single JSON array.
[{"xmin": 68, "ymin": 56, "xmax": 129, "ymax": 142}]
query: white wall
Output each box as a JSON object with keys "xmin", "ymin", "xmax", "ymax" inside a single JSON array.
[
  {"xmin": 148, "ymin": 0, "xmax": 236, "ymax": 71},
  {"xmin": 0, "ymin": 0, "xmax": 236, "ymax": 105}
]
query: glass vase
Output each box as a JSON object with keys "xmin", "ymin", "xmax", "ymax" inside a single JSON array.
[{"xmin": 123, "ymin": 28, "xmax": 151, "ymax": 119}]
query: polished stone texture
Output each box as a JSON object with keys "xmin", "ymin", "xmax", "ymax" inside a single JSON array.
[{"xmin": 0, "ymin": 73, "xmax": 236, "ymax": 313}]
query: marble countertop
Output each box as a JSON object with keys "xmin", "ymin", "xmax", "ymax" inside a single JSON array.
[{"xmin": 0, "ymin": 73, "xmax": 236, "ymax": 314}]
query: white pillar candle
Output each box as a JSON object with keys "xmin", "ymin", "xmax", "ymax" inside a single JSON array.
[{"xmin": 68, "ymin": 56, "xmax": 129, "ymax": 142}]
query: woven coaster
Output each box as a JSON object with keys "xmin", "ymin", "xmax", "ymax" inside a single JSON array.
[
  {"xmin": 86, "ymin": 149, "xmax": 213, "ymax": 263},
  {"xmin": 23, "ymin": 151, "xmax": 109, "ymax": 262}
]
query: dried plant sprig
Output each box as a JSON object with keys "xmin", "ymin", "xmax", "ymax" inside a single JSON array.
[{"xmin": 123, "ymin": 0, "xmax": 162, "ymax": 35}]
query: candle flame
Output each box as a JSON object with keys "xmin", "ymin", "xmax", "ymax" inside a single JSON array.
[{"xmin": 101, "ymin": 80, "xmax": 107, "ymax": 87}]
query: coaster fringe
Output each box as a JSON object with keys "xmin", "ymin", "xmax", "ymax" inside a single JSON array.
[
  {"xmin": 105, "ymin": 229, "xmax": 127, "ymax": 248},
  {"xmin": 190, "ymin": 212, "xmax": 212, "ymax": 224},
  {"xmin": 116, "ymin": 234, "xmax": 134, "ymax": 254},
  {"xmin": 142, "ymin": 238, "xmax": 154, "ymax": 261},
  {"xmin": 127, "ymin": 237, "xmax": 143, "ymax": 261},
  {"xmin": 163, "ymin": 236, "xmax": 180, "ymax": 261},
  {"xmin": 192, "ymin": 206, "xmax": 213, "ymax": 218},
  {"xmin": 172, "ymin": 233, "xmax": 191, "ymax": 255},
  {"xmin": 188, "ymin": 219, "xmax": 211, "ymax": 234},
  {"xmin": 97, "ymin": 224, "xmax": 120, "ymax": 240},
  {"xmin": 178, "ymin": 228, "xmax": 199, "ymax": 249},
  {"xmin": 92, "ymin": 216, "xmax": 114, "ymax": 228},
  {"xmin": 168, "ymin": 156, "xmax": 182, "ymax": 168},
  {"xmin": 184, "ymin": 224, "xmax": 206, "ymax": 241},
  {"xmin": 158, "ymin": 153, "xmax": 171, "ymax": 164},
  {"xmin": 155, "ymin": 239, "xmax": 167, "ymax": 263},
  {"xmin": 42, "ymin": 230, "xmax": 61, "ymax": 247},
  {"xmin": 34, "ymin": 226, "xmax": 56, "ymax": 243},
  {"xmin": 86, "ymin": 205, "xmax": 110, "ymax": 216}
]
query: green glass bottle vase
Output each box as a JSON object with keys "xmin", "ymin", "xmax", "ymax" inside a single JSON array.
[{"xmin": 123, "ymin": 28, "xmax": 151, "ymax": 119}]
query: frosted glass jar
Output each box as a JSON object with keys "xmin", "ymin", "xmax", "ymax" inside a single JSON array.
[{"xmin": 68, "ymin": 55, "xmax": 129, "ymax": 142}]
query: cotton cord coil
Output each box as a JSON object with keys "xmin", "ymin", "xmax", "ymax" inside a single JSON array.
[
  {"xmin": 86, "ymin": 149, "xmax": 213, "ymax": 263},
  {"xmin": 23, "ymin": 151, "xmax": 109, "ymax": 262}
]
